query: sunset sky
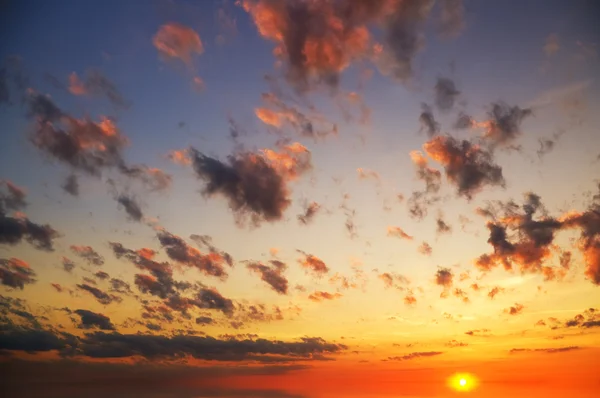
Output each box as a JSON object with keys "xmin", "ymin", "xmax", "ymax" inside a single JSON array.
[{"xmin": 1, "ymin": 1, "xmax": 599, "ymax": 397}]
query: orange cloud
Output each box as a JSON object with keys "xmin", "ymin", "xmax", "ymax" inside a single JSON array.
[
  {"xmin": 153, "ymin": 23, "xmax": 204, "ymax": 66},
  {"xmin": 308, "ymin": 291, "xmax": 342, "ymax": 302},
  {"xmin": 167, "ymin": 149, "xmax": 192, "ymax": 166},
  {"xmin": 68, "ymin": 72, "xmax": 87, "ymax": 95},
  {"xmin": 387, "ymin": 226, "xmax": 413, "ymax": 240}
]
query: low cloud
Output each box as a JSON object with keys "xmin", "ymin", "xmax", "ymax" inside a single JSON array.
[
  {"xmin": 247, "ymin": 261, "xmax": 289, "ymax": 295},
  {"xmin": 308, "ymin": 291, "xmax": 342, "ymax": 302},
  {"xmin": 387, "ymin": 226, "xmax": 413, "ymax": 240},
  {"xmin": 504, "ymin": 303, "xmax": 525, "ymax": 316},
  {"xmin": 297, "ymin": 251, "xmax": 329, "ymax": 275},
  {"xmin": 73, "ymin": 309, "xmax": 115, "ymax": 330},
  {"xmin": 70, "ymin": 245, "xmax": 104, "ymax": 266},
  {"xmin": 0, "ymin": 258, "xmax": 36, "ymax": 289},
  {"xmin": 434, "ymin": 77, "xmax": 460, "ymax": 111},
  {"xmin": 388, "ymin": 351, "xmax": 443, "ymax": 361}
]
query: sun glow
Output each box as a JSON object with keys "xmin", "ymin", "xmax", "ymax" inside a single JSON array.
[{"xmin": 448, "ymin": 372, "xmax": 479, "ymax": 392}]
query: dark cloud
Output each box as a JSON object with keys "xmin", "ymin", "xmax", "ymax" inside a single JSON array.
[
  {"xmin": 0, "ymin": 180, "xmax": 27, "ymax": 212},
  {"xmin": 94, "ymin": 271, "xmax": 109, "ymax": 280},
  {"xmin": 157, "ymin": 230, "xmax": 230, "ymax": 279},
  {"xmin": 435, "ymin": 267, "xmax": 453, "ymax": 288},
  {"xmin": 196, "ymin": 316, "xmax": 214, "ymax": 325},
  {"xmin": 436, "ymin": 0, "xmax": 465, "ymax": 38},
  {"xmin": 0, "ymin": 360, "xmax": 311, "ymax": 398},
  {"xmin": 0, "ymin": 211, "xmax": 60, "ymax": 252},
  {"xmin": 70, "ymin": 245, "xmax": 104, "ymax": 266},
  {"xmin": 419, "ymin": 103, "xmax": 439, "ymax": 137},
  {"xmin": 434, "ymin": 77, "xmax": 460, "ymax": 111},
  {"xmin": 247, "ymin": 261, "xmax": 289, "ymax": 295},
  {"xmin": 297, "ymin": 251, "xmax": 329, "ymax": 275},
  {"xmin": 109, "ymin": 278, "xmax": 132, "ymax": 294},
  {"xmin": 509, "ymin": 346, "xmax": 581, "ymax": 354},
  {"xmin": 436, "ymin": 215, "xmax": 452, "ymax": 234},
  {"xmin": 0, "ymin": 326, "xmax": 70, "ymax": 353},
  {"xmin": 424, "ymin": 135, "xmax": 505, "ymax": 199},
  {"xmin": 0, "ymin": 258, "xmax": 36, "ymax": 289},
  {"xmin": 73, "ymin": 309, "xmax": 115, "ymax": 330},
  {"xmin": 453, "ymin": 112, "xmax": 474, "ymax": 129},
  {"xmin": 116, "ymin": 194, "xmax": 143, "ymax": 222},
  {"xmin": 388, "ymin": 351, "xmax": 443, "ymax": 361},
  {"xmin": 298, "ymin": 201, "xmax": 320, "ymax": 225},
  {"xmin": 482, "ymin": 102, "xmax": 533, "ymax": 145},
  {"xmin": 189, "ymin": 146, "xmax": 308, "ymax": 226},
  {"xmin": 61, "ymin": 257, "xmax": 75, "ymax": 273},
  {"xmin": 61, "ymin": 174, "xmax": 79, "ymax": 196},
  {"xmin": 76, "ymin": 284, "xmax": 119, "ymax": 305},
  {"xmin": 0, "ymin": 55, "xmax": 29, "ymax": 106},
  {"xmin": 195, "ymin": 287, "xmax": 235, "ymax": 316}
]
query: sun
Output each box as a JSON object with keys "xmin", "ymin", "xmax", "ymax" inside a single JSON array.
[{"xmin": 448, "ymin": 372, "xmax": 478, "ymax": 392}]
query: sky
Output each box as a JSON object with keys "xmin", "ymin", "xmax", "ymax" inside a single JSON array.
[{"xmin": 0, "ymin": 0, "xmax": 599, "ymax": 397}]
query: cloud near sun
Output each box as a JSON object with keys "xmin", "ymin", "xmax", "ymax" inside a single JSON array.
[{"xmin": 1, "ymin": 1, "xmax": 599, "ymax": 397}]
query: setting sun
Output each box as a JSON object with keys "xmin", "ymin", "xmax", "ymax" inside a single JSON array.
[{"xmin": 449, "ymin": 373, "xmax": 479, "ymax": 392}]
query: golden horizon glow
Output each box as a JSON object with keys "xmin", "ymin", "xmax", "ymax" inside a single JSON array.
[{"xmin": 448, "ymin": 372, "xmax": 479, "ymax": 392}]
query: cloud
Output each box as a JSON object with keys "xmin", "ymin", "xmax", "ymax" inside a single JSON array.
[
  {"xmin": 504, "ymin": 303, "xmax": 525, "ymax": 316},
  {"xmin": 543, "ymin": 33, "xmax": 560, "ymax": 56},
  {"xmin": 378, "ymin": 272, "xmax": 410, "ymax": 290},
  {"xmin": 195, "ymin": 287, "xmax": 235, "ymax": 316},
  {"xmin": 247, "ymin": 261, "xmax": 289, "ymax": 295},
  {"xmin": 464, "ymin": 329, "xmax": 491, "ymax": 337},
  {"xmin": 487, "ymin": 286, "xmax": 505, "ymax": 299},
  {"xmin": 435, "ymin": 267, "xmax": 453, "ymax": 288},
  {"xmin": 418, "ymin": 241, "xmax": 432, "ymax": 255},
  {"xmin": 452, "ymin": 288, "xmax": 469, "ymax": 303},
  {"xmin": 73, "ymin": 309, "xmax": 115, "ymax": 330},
  {"xmin": 167, "ymin": 149, "xmax": 193, "ymax": 166},
  {"xmin": 445, "ymin": 339, "xmax": 468, "ymax": 348},
  {"xmin": 297, "ymin": 201, "xmax": 320, "ymax": 225},
  {"xmin": 118, "ymin": 164, "xmax": 173, "ymax": 191},
  {"xmin": 153, "ymin": 23, "xmax": 204, "ymax": 66},
  {"xmin": 434, "ymin": 77, "xmax": 460, "ymax": 111},
  {"xmin": 0, "ymin": 258, "xmax": 36, "ymax": 289},
  {"xmin": 26, "ymin": 92, "xmax": 130, "ymax": 176},
  {"xmin": 157, "ymin": 230, "xmax": 231, "ymax": 279},
  {"xmin": 409, "ymin": 150, "xmax": 441, "ymax": 194},
  {"xmin": 545, "ymin": 308, "xmax": 600, "ymax": 329},
  {"xmin": 196, "ymin": 316, "xmax": 213, "ymax": 325},
  {"xmin": 62, "ymin": 257, "xmax": 75, "ymax": 273},
  {"xmin": 242, "ymin": 0, "xmax": 435, "ymax": 92},
  {"xmin": 453, "ymin": 112, "xmax": 474, "ymax": 129},
  {"xmin": 68, "ymin": 70, "xmax": 131, "ymax": 108},
  {"xmin": 404, "ymin": 294, "xmax": 417, "ymax": 305},
  {"xmin": 387, "ymin": 226, "xmax": 413, "ymax": 240},
  {"xmin": 61, "ymin": 174, "xmax": 79, "ymax": 196},
  {"xmin": 419, "ymin": 103, "xmax": 439, "ymax": 137},
  {"xmin": 436, "ymin": 0, "xmax": 465, "ymax": 38},
  {"xmin": 388, "ymin": 351, "xmax": 443, "ymax": 361},
  {"xmin": 436, "ymin": 214, "xmax": 452, "ymax": 234},
  {"xmin": 510, "ymin": 346, "xmax": 581, "ymax": 354},
  {"xmin": 0, "ymin": 180, "xmax": 27, "ymax": 212},
  {"xmin": 297, "ymin": 251, "xmax": 329, "ymax": 275},
  {"xmin": 423, "ymin": 135, "xmax": 505, "ymax": 199},
  {"xmin": 480, "ymin": 102, "xmax": 533, "ymax": 145},
  {"xmin": 188, "ymin": 145, "xmax": 311, "ymax": 226},
  {"xmin": 255, "ymin": 93, "xmax": 337, "ymax": 140},
  {"xmin": 76, "ymin": 284, "xmax": 120, "ymax": 305},
  {"xmin": 94, "ymin": 271, "xmax": 109, "ymax": 280},
  {"xmin": 70, "ymin": 245, "xmax": 104, "ymax": 266},
  {"xmin": 0, "ymin": 213, "xmax": 59, "ymax": 251},
  {"xmin": 116, "ymin": 194, "xmax": 144, "ymax": 222},
  {"xmin": 308, "ymin": 291, "xmax": 342, "ymax": 302}
]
